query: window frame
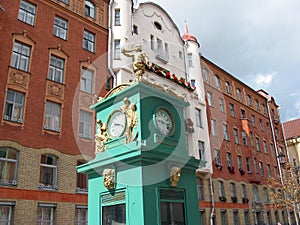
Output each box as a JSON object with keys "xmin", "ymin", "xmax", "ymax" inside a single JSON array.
[
  {"xmin": 85, "ymin": 0, "xmax": 95, "ymax": 18},
  {"xmin": 114, "ymin": 39, "xmax": 121, "ymax": 59},
  {"xmin": 75, "ymin": 205, "xmax": 88, "ymax": 225},
  {"xmin": 4, "ymin": 89, "xmax": 25, "ymax": 124},
  {"xmin": 78, "ymin": 110, "xmax": 93, "ymax": 140},
  {"xmin": 44, "ymin": 101, "xmax": 61, "ymax": 132},
  {"xmin": 0, "ymin": 202, "xmax": 15, "ymax": 224},
  {"xmin": 114, "ymin": 8, "xmax": 120, "ymax": 25},
  {"xmin": 53, "ymin": 16, "xmax": 68, "ymax": 40},
  {"xmin": 83, "ymin": 30, "xmax": 95, "ymax": 53},
  {"xmin": 0, "ymin": 148, "xmax": 19, "ymax": 186},
  {"xmin": 37, "ymin": 203, "xmax": 56, "ymax": 225},
  {"xmin": 18, "ymin": 0, "xmax": 36, "ymax": 26},
  {"xmin": 225, "ymin": 81, "xmax": 231, "ymax": 94},
  {"xmin": 48, "ymin": 55, "xmax": 65, "ymax": 83},
  {"xmin": 233, "ymin": 128, "xmax": 239, "ymax": 144},
  {"xmin": 80, "ymin": 68, "xmax": 94, "ymax": 94},
  {"xmin": 187, "ymin": 53, "xmax": 193, "ymax": 67},
  {"xmin": 198, "ymin": 140, "xmax": 205, "ymax": 161},
  {"xmin": 207, "ymin": 92, "xmax": 214, "ymax": 107},
  {"xmin": 11, "ymin": 41, "xmax": 31, "ymax": 72},
  {"xmin": 39, "ymin": 154, "xmax": 58, "ymax": 190},
  {"xmin": 223, "ymin": 123, "xmax": 229, "ymax": 140},
  {"xmin": 219, "ymin": 98, "xmax": 225, "ymax": 113},
  {"xmin": 229, "ymin": 103, "xmax": 235, "ymax": 117},
  {"xmin": 195, "ymin": 108, "xmax": 202, "ymax": 127}
]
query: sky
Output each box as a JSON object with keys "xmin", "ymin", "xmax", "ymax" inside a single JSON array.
[{"xmin": 140, "ymin": 0, "xmax": 300, "ymax": 122}]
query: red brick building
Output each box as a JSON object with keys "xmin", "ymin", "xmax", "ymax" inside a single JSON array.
[
  {"xmin": 199, "ymin": 56, "xmax": 290, "ymax": 225},
  {"xmin": 0, "ymin": 0, "xmax": 109, "ymax": 224}
]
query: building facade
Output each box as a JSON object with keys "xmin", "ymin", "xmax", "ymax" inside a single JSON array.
[
  {"xmin": 0, "ymin": 0, "xmax": 109, "ymax": 224},
  {"xmin": 201, "ymin": 56, "xmax": 290, "ymax": 225}
]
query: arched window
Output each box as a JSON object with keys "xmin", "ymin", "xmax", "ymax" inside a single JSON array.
[
  {"xmin": 0, "ymin": 147, "xmax": 19, "ymax": 185},
  {"xmin": 85, "ymin": 0, "xmax": 95, "ymax": 18}
]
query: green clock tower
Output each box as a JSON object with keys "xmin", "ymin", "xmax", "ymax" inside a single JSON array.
[{"xmin": 77, "ymin": 81, "xmax": 201, "ymax": 225}]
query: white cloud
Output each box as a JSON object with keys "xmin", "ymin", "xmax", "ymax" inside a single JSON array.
[{"xmin": 254, "ymin": 72, "xmax": 276, "ymax": 87}]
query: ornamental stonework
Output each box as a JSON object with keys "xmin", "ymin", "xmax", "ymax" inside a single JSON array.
[
  {"xmin": 46, "ymin": 81, "xmax": 64, "ymax": 100},
  {"xmin": 79, "ymin": 92, "xmax": 93, "ymax": 107},
  {"xmin": 8, "ymin": 69, "xmax": 29, "ymax": 89}
]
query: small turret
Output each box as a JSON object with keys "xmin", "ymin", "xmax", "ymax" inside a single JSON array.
[{"xmin": 182, "ymin": 23, "xmax": 200, "ymax": 48}]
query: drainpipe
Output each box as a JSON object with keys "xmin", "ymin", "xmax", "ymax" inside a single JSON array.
[
  {"xmin": 267, "ymin": 99, "xmax": 291, "ymax": 225},
  {"xmin": 183, "ymin": 41, "xmax": 189, "ymax": 81},
  {"xmin": 209, "ymin": 175, "xmax": 215, "ymax": 225},
  {"xmin": 108, "ymin": 0, "xmax": 117, "ymax": 87}
]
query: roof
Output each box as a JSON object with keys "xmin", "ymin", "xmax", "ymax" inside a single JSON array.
[
  {"xmin": 283, "ymin": 118, "xmax": 300, "ymax": 139},
  {"xmin": 182, "ymin": 23, "xmax": 200, "ymax": 47}
]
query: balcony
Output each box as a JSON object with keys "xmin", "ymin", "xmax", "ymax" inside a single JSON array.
[{"xmin": 247, "ymin": 173, "xmax": 261, "ymax": 184}]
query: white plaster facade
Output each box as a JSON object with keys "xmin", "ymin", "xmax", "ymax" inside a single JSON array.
[{"xmin": 108, "ymin": 0, "xmax": 212, "ymax": 173}]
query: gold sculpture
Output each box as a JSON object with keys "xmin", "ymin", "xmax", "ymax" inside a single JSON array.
[
  {"xmin": 120, "ymin": 97, "xmax": 138, "ymax": 143},
  {"xmin": 103, "ymin": 168, "xmax": 115, "ymax": 190},
  {"xmin": 95, "ymin": 120, "xmax": 108, "ymax": 153},
  {"xmin": 121, "ymin": 44, "xmax": 150, "ymax": 82},
  {"xmin": 170, "ymin": 167, "xmax": 181, "ymax": 187}
]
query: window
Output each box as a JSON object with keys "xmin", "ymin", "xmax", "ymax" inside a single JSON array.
[
  {"xmin": 114, "ymin": 9, "xmax": 120, "ymax": 25},
  {"xmin": 48, "ymin": 55, "xmax": 65, "ymax": 83},
  {"xmin": 237, "ymin": 155, "xmax": 243, "ymax": 170},
  {"xmin": 159, "ymin": 189, "xmax": 186, "ymax": 225},
  {"xmin": 79, "ymin": 110, "xmax": 93, "ymax": 139},
  {"xmin": 133, "ymin": 25, "xmax": 138, "ymax": 34},
  {"xmin": 236, "ymin": 88, "xmax": 242, "ymax": 101},
  {"xmin": 218, "ymin": 181, "xmax": 225, "ymax": 197},
  {"xmin": 274, "ymin": 211, "xmax": 279, "ymax": 223},
  {"xmin": 255, "ymin": 138, "xmax": 260, "ymax": 152},
  {"xmin": 230, "ymin": 183, "xmax": 237, "ymax": 198},
  {"xmin": 225, "ymin": 82, "xmax": 231, "ymax": 94},
  {"xmin": 75, "ymin": 206, "xmax": 88, "ymax": 225},
  {"xmin": 259, "ymin": 119, "xmax": 263, "ymax": 131},
  {"xmin": 0, "ymin": 147, "xmax": 19, "ymax": 185},
  {"xmin": 274, "ymin": 166, "xmax": 279, "ymax": 178},
  {"xmin": 0, "ymin": 202, "xmax": 15, "ymax": 224},
  {"xmin": 246, "ymin": 157, "xmax": 252, "ymax": 173},
  {"xmin": 198, "ymin": 141, "xmax": 205, "ymax": 161},
  {"xmin": 223, "ymin": 124, "xmax": 229, "ymax": 140},
  {"xmin": 203, "ymin": 68, "xmax": 209, "ymax": 83},
  {"xmin": 85, "ymin": 0, "xmax": 95, "ymax": 18},
  {"xmin": 61, "ymin": 0, "xmax": 69, "ymax": 3},
  {"xmin": 18, "ymin": 0, "xmax": 36, "ymax": 25},
  {"xmin": 220, "ymin": 210, "xmax": 228, "ymax": 225},
  {"xmin": 4, "ymin": 90, "xmax": 25, "ymax": 123},
  {"xmin": 39, "ymin": 154, "xmax": 58, "ymax": 189},
  {"xmin": 253, "ymin": 186, "xmax": 259, "ymax": 202},
  {"xmin": 242, "ymin": 184, "xmax": 247, "ymax": 198},
  {"xmin": 226, "ymin": 153, "xmax": 232, "ymax": 167},
  {"xmin": 259, "ymin": 162, "xmax": 265, "ymax": 177},
  {"xmin": 77, "ymin": 161, "xmax": 88, "ymax": 193},
  {"xmin": 188, "ymin": 53, "xmax": 193, "ymax": 67},
  {"xmin": 150, "ymin": 35, "xmax": 155, "ymax": 50},
  {"xmin": 267, "ymin": 164, "xmax": 271, "ymax": 177},
  {"xmin": 241, "ymin": 131, "xmax": 248, "ymax": 147},
  {"xmin": 53, "ymin": 16, "xmax": 68, "ymax": 40},
  {"xmin": 263, "ymin": 187, "xmax": 269, "ymax": 203},
  {"xmin": 219, "ymin": 98, "xmax": 225, "ymax": 112},
  {"xmin": 251, "ymin": 115, "xmax": 256, "ymax": 127},
  {"xmin": 200, "ymin": 210, "xmax": 205, "ymax": 225},
  {"xmin": 266, "ymin": 122, "xmax": 271, "ymax": 134},
  {"xmin": 207, "ymin": 92, "xmax": 214, "ymax": 107},
  {"xmin": 83, "ymin": 30, "xmax": 95, "ymax": 52},
  {"xmin": 44, "ymin": 101, "xmax": 61, "ymax": 132},
  {"xmin": 215, "ymin": 75, "xmax": 220, "ymax": 89},
  {"xmin": 263, "ymin": 141, "xmax": 268, "ymax": 154},
  {"xmin": 254, "ymin": 158, "xmax": 259, "ymax": 174},
  {"xmin": 229, "ymin": 103, "xmax": 235, "ymax": 117},
  {"xmin": 214, "ymin": 149, "xmax": 221, "ymax": 165},
  {"xmin": 241, "ymin": 109, "xmax": 246, "ymax": 119},
  {"xmin": 81, "ymin": 68, "xmax": 94, "ymax": 93},
  {"xmin": 11, "ymin": 41, "xmax": 31, "ymax": 71},
  {"xmin": 195, "ymin": 108, "xmax": 202, "ymax": 127},
  {"xmin": 247, "ymin": 95, "xmax": 252, "ymax": 106},
  {"xmin": 255, "ymin": 99, "xmax": 260, "ymax": 111},
  {"xmin": 114, "ymin": 39, "xmax": 120, "ymax": 59},
  {"xmin": 197, "ymin": 178, "xmax": 205, "ymax": 200},
  {"xmin": 211, "ymin": 119, "xmax": 217, "ymax": 136},
  {"xmin": 267, "ymin": 211, "xmax": 272, "ymax": 225},
  {"xmin": 37, "ymin": 203, "xmax": 56, "ymax": 225},
  {"xmin": 250, "ymin": 132, "xmax": 254, "ymax": 147},
  {"xmin": 233, "ymin": 210, "xmax": 240, "ymax": 225},
  {"xmin": 270, "ymin": 143, "xmax": 274, "ymax": 156},
  {"xmin": 244, "ymin": 210, "xmax": 251, "ymax": 225},
  {"xmin": 262, "ymin": 103, "xmax": 267, "ymax": 115},
  {"xmin": 233, "ymin": 128, "xmax": 239, "ymax": 144}
]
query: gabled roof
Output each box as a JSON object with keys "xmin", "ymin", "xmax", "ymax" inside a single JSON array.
[{"xmin": 283, "ymin": 118, "xmax": 300, "ymax": 139}]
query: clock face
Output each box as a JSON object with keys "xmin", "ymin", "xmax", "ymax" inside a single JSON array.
[
  {"xmin": 154, "ymin": 108, "xmax": 174, "ymax": 136},
  {"xmin": 107, "ymin": 111, "xmax": 126, "ymax": 138}
]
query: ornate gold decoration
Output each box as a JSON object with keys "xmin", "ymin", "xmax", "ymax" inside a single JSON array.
[
  {"xmin": 120, "ymin": 97, "xmax": 138, "ymax": 143},
  {"xmin": 103, "ymin": 168, "xmax": 115, "ymax": 190},
  {"xmin": 121, "ymin": 44, "xmax": 150, "ymax": 82},
  {"xmin": 170, "ymin": 167, "xmax": 181, "ymax": 187},
  {"xmin": 95, "ymin": 120, "xmax": 108, "ymax": 153}
]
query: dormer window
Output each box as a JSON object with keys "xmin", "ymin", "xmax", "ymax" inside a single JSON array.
[{"xmin": 154, "ymin": 21, "xmax": 162, "ymax": 30}]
